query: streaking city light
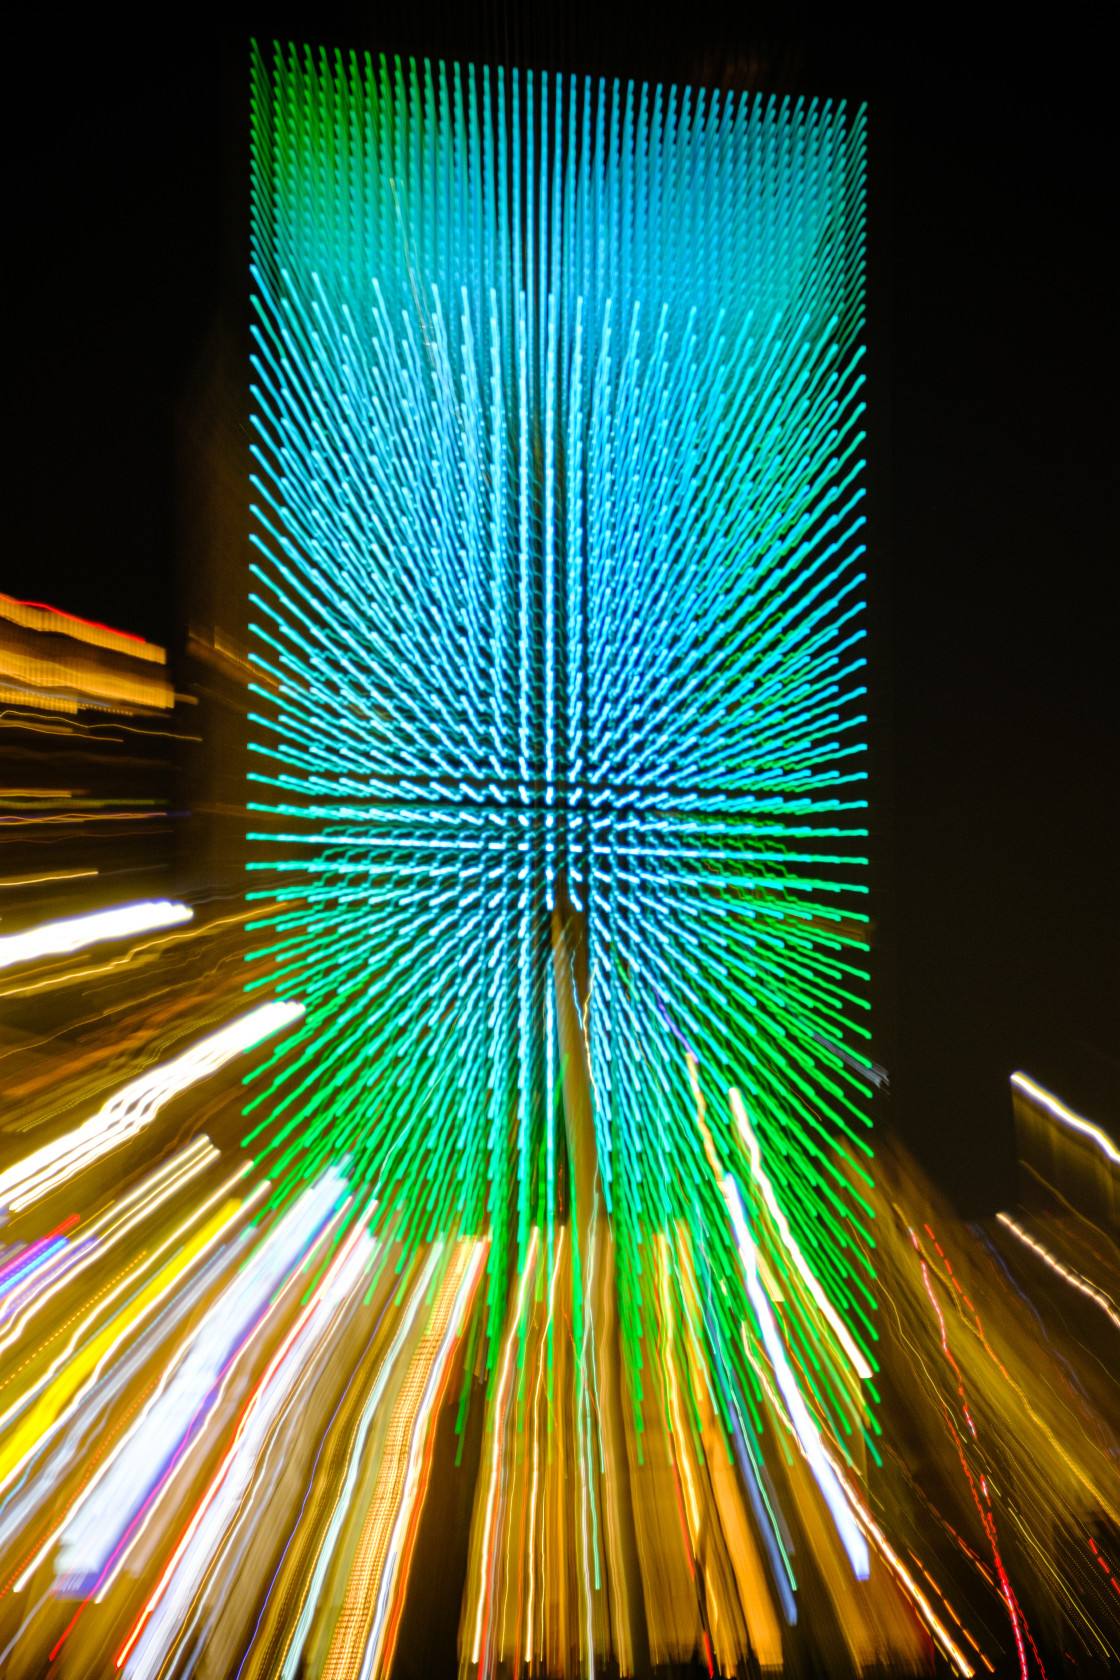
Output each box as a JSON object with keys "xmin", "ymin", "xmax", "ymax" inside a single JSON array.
[
  {"xmin": 0, "ymin": 1001, "xmax": 303, "ymax": 1215},
  {"xmin": 245, "ymin": 47, "xmax": 874, "ymax": 1467},
  {"xmin": 55, "ymin": 1168, "xmax": 351, "ymax": 1593},
  {"xmin": 1011, "ymin": 1070, "xmax": 1120, "ymax": 1170},
  {"xmin": 0, "ymin": 899, "xmax": 192, "ymax": 972},
  {"xmin": 0, "ymin": 76, "xmax": 1115, "ymax": 1663}
]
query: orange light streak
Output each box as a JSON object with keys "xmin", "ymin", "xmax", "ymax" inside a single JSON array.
[
  {"xmin": 115, "ymin": 1208, "xmax": 370, "ymax": 1669},
  {"xmin": 996, "ymin": 1212, "xmax": 1120, "ymax": 1335},
  {"xmin": 472, "ymin": 1228, "xmax": 541, "ymax": 1667},
  {"xmin": 525, "ymin": 1228, "xmax": 564, "ymax": 1665}
]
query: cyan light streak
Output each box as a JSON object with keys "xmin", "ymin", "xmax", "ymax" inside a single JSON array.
[{"xmin": 246, "ymin": 40, "xmax": 872, "ymax": 1448}]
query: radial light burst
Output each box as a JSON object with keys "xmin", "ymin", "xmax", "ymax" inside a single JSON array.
[{"xmin": 245, "ymin": 37, "xmax": 873, "ymax": 1480}]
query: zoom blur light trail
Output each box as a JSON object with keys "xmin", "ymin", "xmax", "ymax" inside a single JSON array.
[
  {"xmin": 118, "ymin": 1194, "xmax": 374, "ymax": 1677},
  {"xmin": 1011, "ymin": 1071, "xmax": 1120, "ymax": 1169},
  {"xmin": 0, "ymin": 1001, "xmax": 303, "ymax": 1216},
  {"xmin": 55, "ymin": 1169, "xmax": 350, "ymax": 1593},
  {"xmin": 0, "ymin": 1138, "xmax": 218, "ymax": 1363},
  {"xmin": 0, "ymin": 900, "xmax": 192, "ymax": 972},
  {"xmin": 247, "ymin": 39, "xmax": 872, "ymax": 1520}
]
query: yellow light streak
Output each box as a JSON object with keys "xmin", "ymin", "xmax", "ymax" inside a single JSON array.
[
  {"xmin": 0, "ymin": 1163, "xmax": 258, "ymax": 1441},
  {"xmin": 94, "ymin": 1197, "xmax": 355, "ymax": 1600},
  {"xmin": 657, "ymin": 1234, "xmax": 701, "ymax": 1536},
  {"xmin": 364, "ymin": 1239, "xmax": 488, "ymax": 1678},
  {"xmin": 0, "ymin": 1001, "xmax": 300, "ymax": 1212},
  {"xmin": 120, "ymin": 1212, "xmax": 381, "ymax": 1668},
  {"xmin": 526, "ymin": 1226, "xmax": 565, "ymax": 1663},
  {"xmin": 996, "ymin": 1212, "xmax": 1120, "ymax": 1334},
  {"xmin": 0, "ymin": 592, "xmax": 166, "ymax": 662},
  {"xmin": 822, "ymin": 1443, "xmax": 977, "ymax": 1677},
  {"xmin": 0, "ymin": 870, "xmax": 99, "ymax": 887},
  {"xmin": 0, "ymin": 1138, "xmax": 219, "ymax": 1360}
]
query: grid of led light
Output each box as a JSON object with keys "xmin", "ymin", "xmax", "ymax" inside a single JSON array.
[{"xmin": 245, "ymin": 43, "xmax": 874, "ymax": 1414}]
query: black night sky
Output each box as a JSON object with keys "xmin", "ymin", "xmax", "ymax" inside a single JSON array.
[{"xmin": 5, "ymin": 4, "xmax": 1116, "ymax": 1214}]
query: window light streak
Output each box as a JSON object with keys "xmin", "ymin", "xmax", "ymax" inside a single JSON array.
[
  {"xmin": 0, "ymin": 1001, "xmax": 301, "ymax": 1214},
  {"xmin": 0, "ymin": 591, "xmax": 158, "ymax": 657},
  {"xmin": 996, "ymin": 1212, "xmax": 1120, "ymax": 1335},
  {"xmin": 726, "ymin": 1177, "xmax": 869, "ymax": 1578},
  {"xmin": 0, "ymin": 899, "xmax": 191, "ymax": 973},
  {"xmin": 117, "ymin": 1207, "xmax": 374, "ymax": 1673},
  {"xmin": 1011, "ymin": 1072, "xmax": 1120, "ymax": 1170}
]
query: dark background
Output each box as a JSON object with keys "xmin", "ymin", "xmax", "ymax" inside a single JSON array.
[{"xmin": 5, "ymin": 4, "xmax": 1115, "ymax": 1214}]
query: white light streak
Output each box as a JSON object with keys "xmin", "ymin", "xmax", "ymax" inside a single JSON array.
[
  {"xmin": 997, "ymin": 1212, "xmax": 1120, "ymax": 1335},
  {"xmin": 0, "ymin": 1138, "xmax": 218, "ymax": 1361},
  {"xmin": 726, "ymin": 1176, "xmax": 870, "ymax": 1579},
  {"xmin": 0, "ymin": 1001, "xmax": 303, "ymax": 1213},
  {"xmin": 0, "ymin": 900, "xmax": 192, "ymax": 972},
  {"xmin": 730, "ymin": 1087, "xmax": 873, "ymax": 1380},
  {"xmin": 1011, "ymin": 1072, "xmax": 1120, "ymax": 1170},
  {"xmin": 57, "ymin": 1169, "xmax": 349, "ymax": 1586},
  {"xmin": 123, "ymin": 1214, "xmax": 375, "ymax": 1678}
]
